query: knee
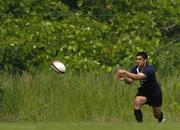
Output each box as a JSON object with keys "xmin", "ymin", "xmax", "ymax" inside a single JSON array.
[
  {"xmin": 134, "ymin": 99, "xmax": 142, "ymax": 109},
  {"xmin": 133, "ymin": 96, "xmax": 146, "ymax": 109}
]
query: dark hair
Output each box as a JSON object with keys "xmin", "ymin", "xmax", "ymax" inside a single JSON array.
[{"xmin": 136, "ymin": 52, "xmax": 148, "ymax": 59}]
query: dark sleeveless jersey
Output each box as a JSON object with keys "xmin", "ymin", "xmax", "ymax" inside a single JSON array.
[{"xmin": 130, "ymin": 64, "xmax": 161, "ymax": 95}]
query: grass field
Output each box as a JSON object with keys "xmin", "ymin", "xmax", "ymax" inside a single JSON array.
[
  {"xmin": 0, "ymin": 69, "xmax": 179, "ymax": 122},
  {"xmin": 0, "ymin": 122, "xmax": 180, "ymax": 130}
]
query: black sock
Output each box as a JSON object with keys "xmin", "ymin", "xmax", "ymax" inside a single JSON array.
[
  {"xmin": 158, "ymin": 112, "xmax": 163, "ymax": 122},
  {"xmin": 134, "ymin": 109, "xmax": 143, "ymax": 122}
]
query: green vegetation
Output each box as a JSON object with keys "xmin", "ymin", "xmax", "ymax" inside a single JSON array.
[
  {"xmin": 0, "ymin": 70, "xmax": 179, "ymax": 122},
  {"xmin": 0, "ymin": 122, "xmax": 180, "ymax": 130},
  {"xmin": 0, "ymin": 0, "xmax": 179, "ymax": 123},
  {"xmin": 0, "ymin": 0, "xmax": 179, "ymax": 73}
]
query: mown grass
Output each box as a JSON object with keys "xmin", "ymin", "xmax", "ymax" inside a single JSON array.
[
  {"xmin": 0, "ymin": 122, "xmax": 180, "ymax": 130},
  {"xmin": 0, "ymin": 68, "xmax": 179, "ymax": 122}
]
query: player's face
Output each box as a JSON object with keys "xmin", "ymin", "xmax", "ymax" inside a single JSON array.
[{"xmin": 136, "ymin": 56, "xmax": 147, "ymax": 67}]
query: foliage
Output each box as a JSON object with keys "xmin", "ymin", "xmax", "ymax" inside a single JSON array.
[{"xmin": 0, "ymin": 0, "xmax": 179, "ymax": 73}]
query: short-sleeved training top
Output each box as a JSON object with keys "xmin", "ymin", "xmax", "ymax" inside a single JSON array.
[{"xmin": 130, "ymin": 64, "xmax": 160, "ymax": 95}]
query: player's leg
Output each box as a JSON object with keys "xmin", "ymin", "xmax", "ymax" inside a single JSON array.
[
  {"xmin": 153, "ymin": 107, "xmax": 165, "ymax": 123},
  {"xmin": 151, "ymin": 88, "xmax": 164, "ymax": 123},
  {"xmin": 133, "ymin": 96, "xmax": 147, "ymax": 122}
]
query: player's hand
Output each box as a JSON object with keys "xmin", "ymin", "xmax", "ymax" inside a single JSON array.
[
  {"xmin": 117, "ymin": 69, "xmax": 126, "ymax": 74},
  {"xmin": 117, "ymin": 77, "xmax": 125, "ymax": 81},
  {"xmin": 115, "ymin": 70, "xmax": 125, "ymax": 81}
]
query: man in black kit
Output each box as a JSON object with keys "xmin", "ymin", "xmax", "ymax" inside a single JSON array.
[{"xmin": 116, "ymin": 52, "xmax": 165, "ymax": 123}]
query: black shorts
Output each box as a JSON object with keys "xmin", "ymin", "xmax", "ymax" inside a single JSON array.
[{"xmin": 135, "ymin": 88, "xmax": 162, "ymax": 107}]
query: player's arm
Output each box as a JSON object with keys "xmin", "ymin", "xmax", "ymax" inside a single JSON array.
[
  {"xmin": 117, "ymin": 69, "xmax": 146, "ymax": 80},
  {"xmin": 116, "ymin": 72, "xmax": 134, "ymax": 85},
  {"xmin": 123, "ymin": 76, "xmax": 134, "ymax": 84}
]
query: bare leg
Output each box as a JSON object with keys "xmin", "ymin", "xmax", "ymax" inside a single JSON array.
[
  {"xmin": 134, "ymin": 96, "xmax": 147, "ymax": 109},
  {"xmin": 153, "ymin": 107, "xmax": 164, "ymax": 122},
  {"xmin": 133, "ymin": 96, "xmax": 147, "ymax": 122}
]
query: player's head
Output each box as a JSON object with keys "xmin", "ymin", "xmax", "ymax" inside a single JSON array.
[
  {"xmin": 136, "ymin": 52, "xmax": 148, "ymax": 67},
  {"xmin": 136, "ymin": 52, "xmax": 148, "ymax": 59}
]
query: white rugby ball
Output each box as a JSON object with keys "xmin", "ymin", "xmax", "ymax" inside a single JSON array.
[{"xmin": 51, "ymin": 60, "xmax": 66, "ymax": 73}]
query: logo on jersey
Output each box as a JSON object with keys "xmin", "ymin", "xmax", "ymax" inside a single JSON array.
[{"xmin": 136, "ymin": 67, "xmax": 147, "ymax": 84}]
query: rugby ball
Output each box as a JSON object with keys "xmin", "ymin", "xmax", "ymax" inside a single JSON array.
[{"xmin": 51, "ymin": 60, "xmax": 66, "ymax": 73}]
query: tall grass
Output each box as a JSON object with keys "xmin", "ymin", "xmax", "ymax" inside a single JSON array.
[{"xmin": 0, "ymin": 68, "xmax": 179, "ymax": 122}]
